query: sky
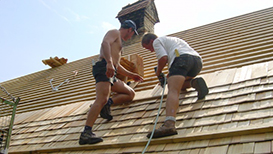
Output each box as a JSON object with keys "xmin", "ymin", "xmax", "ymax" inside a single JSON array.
[{"xmin": 1, "ymin": 0, "xmax": 273, "ymax": 83}]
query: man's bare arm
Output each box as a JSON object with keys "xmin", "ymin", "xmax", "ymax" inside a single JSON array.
[
  {"xmin": 101, "ymin": 29, "xmax": 119, "ymax": 77},
  {"xmin": 156, "ymin": 56, "xmax": 168, "ymax": 76},
  {"xmin": 117, "ymin": 64, "xmax": 144, "ymax": 82}
]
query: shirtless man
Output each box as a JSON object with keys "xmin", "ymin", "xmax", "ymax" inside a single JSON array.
[{"xmin": 79, "ymin": 20, "xmax": 144, "ymax": 145}]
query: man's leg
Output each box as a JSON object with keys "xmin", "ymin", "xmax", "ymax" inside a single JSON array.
[
  {"xmin": 100, "ymin": 79, "xmax": 135, "ymax": 121},
  {"xmin": 79, "ymin": 81, "xmax": 111, "ymax": 145},
  {"xmin": 181, "ymin": 76, "xmax": 209, "ymax": 100},
  {"xmin": 147, "ymin": 75, "xmax": 185, "ymax": 138},
  {"xmin": 165, "ymin": 75, "xmax": 185, "ymax": 117},
  {"xmin": 86, "ymin": 81, "xmax": 111, "ymax": 125},
  {"xmin": 181, "ymin": 77, "xmax": 194, "ymax": 90},
  {"xmin": 111, "ymin": 79, "xmax": 135, "ymax": 104}
]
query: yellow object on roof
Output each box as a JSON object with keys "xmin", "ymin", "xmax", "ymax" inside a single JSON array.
[{"xmin": 42, "ymin": 56, "xmax": 68, "ymax": 68}]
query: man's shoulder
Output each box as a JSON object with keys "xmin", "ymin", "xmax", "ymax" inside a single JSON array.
[
  {"xmin": 104, "ymin": 29, "xmax": 120, "ymax": 40},
  {"xmin": 104, "ymin": 29, "xmax": 120, "ymax": 36},
  {"xmin": 154, "ymin": 36, "xmax": 167, "ymax": 44},
  {"xmin": 107, "ymin": 29, "xmax": 119, "ymax": 34},
  {"xmin": 156, "ymin": 36, "xmax": 170, "ymax": 42}
]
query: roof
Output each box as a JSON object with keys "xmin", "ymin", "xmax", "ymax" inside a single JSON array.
[
  {"xmin": 1, "ymin": 6, "xmax": 273, "ymax": 154},
  {"xmin": 7, "ymin": 61, "xmax": 273, "ymax": 153}
]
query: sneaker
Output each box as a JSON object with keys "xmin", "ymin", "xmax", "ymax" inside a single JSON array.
[
  {"xmin": 79, "ymin": 131, "xmax": 103, "ymax": 145},
  {"xmin": 100, "ymin": 104, "xmax": 113, "ymax": 121},
  {"xmin": 191, "ymin": 77, "xmax": 209, "ymax": 100},
  {"xmin": 147, "ymin": 120, "xmax": 178, "ymax": 139}
]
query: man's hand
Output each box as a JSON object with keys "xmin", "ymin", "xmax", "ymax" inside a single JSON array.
[
  {"xmin": 157, "ymin": 73, "xmax": 166, "ymax": 87},
  {"xmin": 154, "ymin": 67, "xmax": 167, "ymax": 87},
  {"xmin": 106, "ymin": 63, "xmax": 115, "ymax": 78},
  {"xmin": 131, "ymin": 73, "xmax": 144, "ymax": 82}
]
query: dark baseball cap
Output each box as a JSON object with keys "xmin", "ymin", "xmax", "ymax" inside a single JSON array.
[{"xmin": 122, "ymin": 20, "xmax": 138, "ymax": 35}]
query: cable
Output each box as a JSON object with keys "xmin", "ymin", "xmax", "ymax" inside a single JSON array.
[{"xmin": 142, "ymin": 75, "xmax": 167, "ymax": 154}]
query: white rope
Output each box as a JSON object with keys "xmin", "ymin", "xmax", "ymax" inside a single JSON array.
[
  {"xmin": 49, "ymin": 70, "xmax": 78, "ymax": 91},
  {"xmin": 142, "ymin": 76, "xmax": 167, "ymax": 154},
  {"xmin": 49, "ymin": 78, "xmax": 70, "ymax": 91}
]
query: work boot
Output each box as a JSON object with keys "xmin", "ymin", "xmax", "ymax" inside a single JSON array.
[
  {"xmin": 79, "ymin": 131, "xmax": 103, "ymax": 145},
  {"xmin": 100, "ymin": 104, "xmax": 113, "ymax": 121},
  {"xmin": 191, "ymin": 77, "xmax": 209, "ymax": 100},
  {"xmin": 147, "ymin": 120, "xmax": 177, "ymax": 138}
]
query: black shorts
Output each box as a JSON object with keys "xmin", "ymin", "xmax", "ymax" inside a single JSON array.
[
  {"xmin": 92, "ymin": 59, "xmax": 117, "ymax": 85},
  {"xmin": 169, "ymin": 54, "xmax": 202, "ymax": 77}
]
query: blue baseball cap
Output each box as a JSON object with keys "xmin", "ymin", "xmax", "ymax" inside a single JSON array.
[{"xmin": 122, "ymin": 20, "xmax": 138, "ymax": 35}]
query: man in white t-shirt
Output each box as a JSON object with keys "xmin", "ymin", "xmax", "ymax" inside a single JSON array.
[{"xmin": 142, "ymin": 33, "xmax": 209, "ymax": 138}]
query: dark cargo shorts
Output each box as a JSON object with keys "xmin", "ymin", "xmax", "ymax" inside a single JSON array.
[
  {"xmin": 169, "ymin": 54, "xmax": 202, "ymax": 77},
  {"xmin": 92, "ymin": 58, "xmax": 117, "ymax": 85}
]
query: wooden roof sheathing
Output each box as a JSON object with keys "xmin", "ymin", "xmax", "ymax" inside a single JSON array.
[
  {"xmin": 7, "ymin": 60, "xmax": 273, "ymax": 153},
  {"xmin": 0, "ymin": 6, "xmax": 273, "ymax": 154}
]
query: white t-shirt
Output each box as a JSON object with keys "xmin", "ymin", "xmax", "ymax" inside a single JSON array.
[{"xmin": 153, "ymin": 36, "xmax": 201, "ymax": 67}]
